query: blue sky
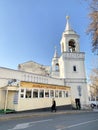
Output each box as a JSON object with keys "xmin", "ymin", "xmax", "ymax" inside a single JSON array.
[{"xmin": 0, "ymin": 0, "xmax": 97, "ymax": 78}]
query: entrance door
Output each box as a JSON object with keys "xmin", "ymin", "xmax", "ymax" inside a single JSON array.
[{"xmin": 75, "ymin": 98, "xmax": 81, "ymax": 110}]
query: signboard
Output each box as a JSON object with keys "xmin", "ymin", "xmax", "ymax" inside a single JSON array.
[
  {"xmin": 13, "ymin": 92, "xmax": 19, "ymax": 104},
  {"xmin": 20, "ymin": 81, "xmax": 70, "ymax": 90}
]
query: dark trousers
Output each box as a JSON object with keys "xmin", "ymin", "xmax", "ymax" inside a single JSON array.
[{"xmin": 51, "ymin": 105, "xmax": 56, "ymax": 112}]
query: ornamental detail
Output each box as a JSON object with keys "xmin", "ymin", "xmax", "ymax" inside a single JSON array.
[
  {"xmin": 64, "ymin": 78, "xmax": 86, "ymax": 84},
  {"xmin": 63, "ymin": 52, "xmax": 84, "ymax": 59}
]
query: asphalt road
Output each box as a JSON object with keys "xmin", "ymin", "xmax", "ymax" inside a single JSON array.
[{"xmin": 0, "ymin": 111, "xmax": 98, "ymax": 130}]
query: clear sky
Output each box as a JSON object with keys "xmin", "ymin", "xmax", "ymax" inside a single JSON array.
[{"xmin": 0, "ymin": 0, "xmax": 97, "ymax": 79}]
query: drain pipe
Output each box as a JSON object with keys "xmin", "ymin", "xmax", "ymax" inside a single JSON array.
[{"xmin": 4, "ymin": 87, "xmax": 8, "ymax": 112}]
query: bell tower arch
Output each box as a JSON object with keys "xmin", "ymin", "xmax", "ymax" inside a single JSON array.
[
  {"xmin": 68, "ymin": 39, "xmax": 76, "ymax": 52},
  {"xmin": 60, "ymin": 16, "xmax": 80, "ymax": 53}
]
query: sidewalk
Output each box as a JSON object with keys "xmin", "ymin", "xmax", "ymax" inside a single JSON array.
[{"xmin": 0, "ymin": 109, "xmax": 92, "ymax": 121}]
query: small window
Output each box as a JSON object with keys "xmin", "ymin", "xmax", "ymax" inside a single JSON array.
[
  {"xmin": 45, "ymin": 90, "xmax": 49, "ymax": 97},
  {"xmin": 21, "ymin": 89, "xmax": 24, "ymax": 93},
  {"xmin": 66, "ymin": 91, "xmax": 68, "ymax": 97},
  {"xmin": 55, "ymin": 90, "xmax": 59, "ymax": 98},
  {"xmin": 55, "ymin": 63, "xmax": 59, "ymax": 72},
  {"xmin": 25, "ymin": 89, "xmax": 32, "ymax": 98},
  {"xmin": 33, "ymin": 89, "xmax": 38, "ymax": 98},
  {"xmin": 39, "ymin": 89, "xmax": 44, "ymax": 98},
  {"xmin": 73, "ymin": 66, "xmax": 76, "ymax": 72},
  {"xmin": 20, "ymin": 94, "xmax": 24, "ymax": 98},
  {"xmin": 59, "ymin": 91, "xmax": 62, "ymax": 97},
  {"xmin": 62, "ymin": 91, "xmax": 66, "ymax": 97},
  {"xmin": 20, "ymin": 89, "xmax": 25, "ymax": 98},
  {"xmin": 50, "ymin": 90, "xmax": 54, "ymax": 98}
]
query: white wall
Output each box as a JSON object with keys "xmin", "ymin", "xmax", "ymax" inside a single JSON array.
[
  {"xmin": 59, "ymin": 52, "xmax": 86, "ymax": 79},
  {"xmin": 16, "ymin": 98, "xmax": 71, "ymax": 111},
  {"xmin": 0, "ymin": 67, "xmax": 64, "ymax": 87},
  {"xmin": 65, "ymin": 81, "xmax": 88, "ymax": 108}
]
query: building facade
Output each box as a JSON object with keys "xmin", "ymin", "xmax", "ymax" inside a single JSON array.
[
  {"xmin": 0, "ymin": 67, "xmax": 71, "ymax": 111},
  {"xmin": 0, "ymin": 16, "xmax": 88, "ymax": 111},
  {"xmin": 51, "ymin": 16, "xmax": 88, "ymax": 108}
]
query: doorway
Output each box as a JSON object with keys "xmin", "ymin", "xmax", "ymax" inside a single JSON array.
[{"xmin": 75, "ymin": 98, "xmax": 81, "ymax": 110}]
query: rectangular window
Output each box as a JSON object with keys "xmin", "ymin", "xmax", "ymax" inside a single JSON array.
[
  {"xmin": 73, "ymin": 66, "xmax": 76, "ymax": 72},
  {"xmin": 20, "ymin": 94, "xmax": 24, "ymax": 98},
  {"xmin": 66, "ymin": 91, "xmax": 68, "ymax": 97},
  {"xmin": 59, "ymin": 91, "xmax": 62, "ymax": 97},
  {"xmin": 33, "ymin": 89, "xmax": 38, "ymax": 98},
  {"xmin": 25, "ymin": 89, "xmax": 32, "ymax": 98},
  {"xmin": 39, "ymin": 89, "xmax": 44, "ymax": 98},
  {"xmin": 55, "ymin": 90, "xmax": 59, "ymax": 98},
  {"xmin": 62, "ymin": 91, "xmax": 66, "ymax": 97},
  {"xmin": 50, "ymin": 90, "xmax": 54, "ymax": 98},
  {"xmin": 20, "ymin": 88, "xmax": 25, "ymax": 98},
  {"xmin": 21, "ymin": 89, "xmax": 24, "ymax": 93},
  {"xmin": 45, "ymin": 90, "xmax": 49, "ymax": 97}
]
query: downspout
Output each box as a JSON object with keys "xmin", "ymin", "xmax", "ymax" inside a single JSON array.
[{"xmin": 4, "ymin": 87, "xmax": 8, "ymax": 112}]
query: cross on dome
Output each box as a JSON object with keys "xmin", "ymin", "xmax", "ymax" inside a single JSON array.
[{"xmin": 65, "ymin": 15, "xmax": 72, "ymax": 31}]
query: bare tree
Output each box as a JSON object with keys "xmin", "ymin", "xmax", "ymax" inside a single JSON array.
[
  {"xmin": 89, "ymin": 68, "xmax": 98, "ymax": 98},
  {"xmin": 86, "ymin": 0, "xmax": 98, "ymax": 54}
]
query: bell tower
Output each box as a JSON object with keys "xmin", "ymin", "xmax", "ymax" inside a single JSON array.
[
  {"xmin": 51, "ymin": 46, "xmax": 60, "ymax": 78},
  {"xmin": 59, "ymin": 16, "xmax": 86, "ymax": 79},
  {"xmin": 60, "ymin": 16, "xmax": 80, "ymax": 53},
  {"xmin": 58, "ymin": 16, "xmax": 88, "ymax": 107}
]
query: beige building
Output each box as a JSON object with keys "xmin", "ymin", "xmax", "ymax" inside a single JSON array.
[{"xmin": 0, "ymin": 67, "xmax": 71, "ymax": 112}]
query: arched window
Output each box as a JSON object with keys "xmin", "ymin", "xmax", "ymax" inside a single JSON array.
[
  {"xmin": 68, "ymin": 40, "xmax": 76, "ymax": 52},
  {"xmin": 55, "ymin": 63, "xmax": 59, "ymax": 71}
]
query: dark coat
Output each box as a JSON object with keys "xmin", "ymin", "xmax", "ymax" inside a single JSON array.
[{"xmin": 51, "ymin": 100, "xmax": 56, "ymax": 111}]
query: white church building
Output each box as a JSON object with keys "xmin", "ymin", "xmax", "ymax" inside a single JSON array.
[{"xmin": 0, "ymin": 16, "xmax": 88, "ymax": 112}]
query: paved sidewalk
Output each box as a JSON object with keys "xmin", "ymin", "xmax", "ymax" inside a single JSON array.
[{"xmin": 0, "ymin": 109, "xmax": 92, "ymax": 121}]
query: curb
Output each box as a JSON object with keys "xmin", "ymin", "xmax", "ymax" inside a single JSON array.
[
  {"xmin": 0, "ymin": 110, "xmax": 92, "ymax": 121},
  {"xmin": 93, "ymin": 109, "xmax": 98, "ymax": 112}
]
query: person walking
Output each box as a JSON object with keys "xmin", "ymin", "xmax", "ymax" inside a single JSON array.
[{"xmin": 51, "ymin": 98, "xmax": 56, "ymax": 112}]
